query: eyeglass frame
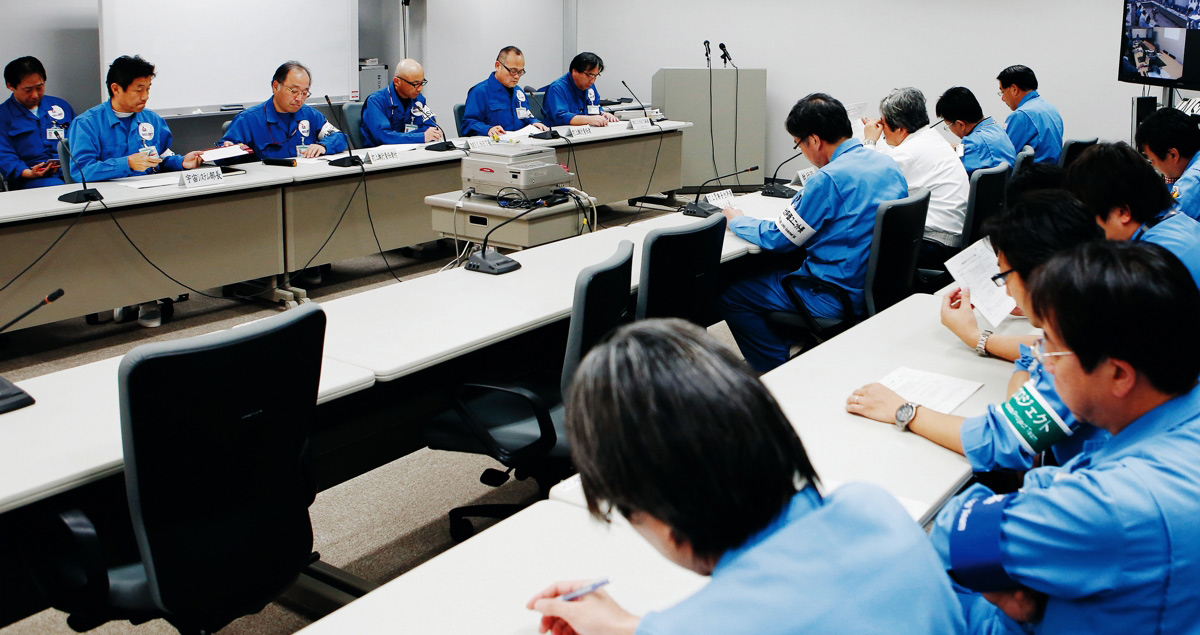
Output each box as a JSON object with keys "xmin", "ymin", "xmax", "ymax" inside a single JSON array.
[
  {"xmin": 498, "ymin": 60, "xmax": 527, "ymax": 78},
  {"xmin": 991, "ymin": 268, "xmax": 1015, "ymax": 287},
  {"xmin": 399, "ymin": 77, "xmax": 429, "ymax": 88},
  {"xmin": 1032, "ymin": 338, "xmax": 1075, "ymax": 365},
  {"xmin": 278, "ymin": 84, "xmax": 311, "ymax": 100}
]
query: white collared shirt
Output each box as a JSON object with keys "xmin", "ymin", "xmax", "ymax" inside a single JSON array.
[{"xmin": 871, "ymin": 126, "xmax": 969, "ymax": 246}]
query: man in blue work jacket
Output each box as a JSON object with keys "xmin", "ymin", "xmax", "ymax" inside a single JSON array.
[
  {"xmin": 1135, "ymin": 107, "xmax": 1200, "ymax": 220},
  {"xmin": 221, "ymin": 61, "xmax": 347, "ymax": 159},
  {"xmin": 717, "ymin": 93, "xmax": 908, "ymax": 372},
  {"xmin": 933, "ymin": 240, "xmax": 1200, "ymax": 634},
  {"xmin": 0, "ymin": 56, "xmax": 74, "ymax": 190},
  {"xmin": 460, "ymin": 46, "xmax": 549, "ymax": 137},
  {"xmin": 997, "ymin": 65, "xmax": 1063, "ymax": 164},
  {"xmin": 935, "ymin": 86, "xmax": 1016, "ymax": 176},
  {"xmin": 67, "ymin": 55, "xmax": 203, "ymax": 184},
  {"xmin": 360, "ymin": 58, "xmax": 444, "ymax": 147},
  {"xmin": 539, "ymin": 52, "xmax": 619, "ymax": 128},
  {"xmin": 1064, "ymin": 141, "xmax": 1200, "ymax": 290}
]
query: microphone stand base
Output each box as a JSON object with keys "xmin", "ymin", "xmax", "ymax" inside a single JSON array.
[
  {"xmin": 328, "ymin": 156, "xmax": 363, "ymax": 168},
  {"xmin": 0, "ymin": 376, "xmax": 34, "ymax": 414},
  {"xmin": 760, "ymin": 183, "xmax": 798, "ymax": 199},
  {"xmin": 681, "ymin": 200, "xmax": 721, "ymax": 218},
  {"xmin": 425, "ymin": 141, "xmax": 457, "ymax": 152},
  {"xmin": 57, "ymin": 188, "xmax": 103, "ymax": 204},
  {"xmin": 465, "ymin": 248, "xmax": 522, "ymax": 275}
]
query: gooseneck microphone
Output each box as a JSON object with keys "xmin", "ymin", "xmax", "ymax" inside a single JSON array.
[
  {"xmin": 416, "ymin": 102, "xmax": 456, "ymax": 151},
  {"xmin": 465, "ymin": 207, "xmax": 545, "ymax": 275},
  {"xmin": 323, "ymin": 95, "xmax": 363, "ymax": 168},
  {"xmin": 620, "ymin": 81, "xmax": 652, "ymax": 120},
  {"xmin": 56, "ymin": 140, "xmax": 103, "ymax": 204},
  {"xmin": 522, "ymin": 86, "xmax": 561, "ymax": 140},
  {"xmin": 762, "ymin": 151, "xmax": 804, "ymax": 198},
  {"xmin": 0, "ymin": 288, "xmax": 65, "ymax": 413},
  {"xmin": 682, "ymin": 166, "xmax": 759, "ymax": 217}
]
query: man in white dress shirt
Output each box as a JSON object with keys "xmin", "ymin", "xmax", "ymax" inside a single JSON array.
[{"xmin": 863, "ymin": 87, "xmax": 970, "ymax": 268}]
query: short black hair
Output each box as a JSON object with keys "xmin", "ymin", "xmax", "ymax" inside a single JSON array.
[
  {"xmin": 496, "ymin": 46, "xmax": 523, "ymax": 62},
  {"xmin": 934, "ymin": 86, "xmax": 984, "ymax": 124},
  {"xmin": 785, "ymin": 93, "xmax": 853, "ymax": 144},
  {"xmin": 105, "ymin": 55, "xmax": 155, "ymax": 98},
  {"xmin": 879, "ymin": 87, "xmax": 930, "ymax": 133},
  {"xmin": 4, "ymin": 56, "xmax": 45, "ymax": 88},
  {"xmin": 1030, "ymin": 241, "xmax": 1200, "ymax": 395},
  {"xmin": 1135, "ymin": 107, "xmax": 1200, "ymax": 161},
  {"xmin": 566, "ymin": 319, "xmax": 818, "ymax": 561},
  {"xmin": 272, "ymin": 61, "xmax": 311, "ymax": 85},
  {"xmin": 569, "ymin": 52, "xmax": 603, "ymax": 75},
  {"xmin": 1006, "ymin": 162, "xmax": 1063, "ymax": 200},
  {"xmin": 984, "ymin": 190, "xmax": 1103, "ymax": 280},
  {"xmin": 997, "ymin": 65, "xmax": 1038, "ymax": 91},
  {"xmin": 1063, "ymin": 141, "xmax": 1173, "ymax": 225}
]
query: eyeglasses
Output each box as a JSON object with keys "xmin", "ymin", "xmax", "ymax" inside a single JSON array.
[
  {"xmin": 498, "ymin": 61, "xmax": 526, "ymax": 78},
  {"xmin": 582, "ymin": 71, "xmax": 601, "ymax": 79},
  {"xmin": 1032, "ymin": 338, "xmax": 1075, "ymax": 366},
  {"xmin": 991, "ymin": 268, "xmax": 1015, "ymax": 287},
  {"xmin": 280, "ymin": 84, "xmax": 311, "ymax": 99},
  {"xmin": 400, "ymin": 78, "xmax": 429, "ymax": 88}
]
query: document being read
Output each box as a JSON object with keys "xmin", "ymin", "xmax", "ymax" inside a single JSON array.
[
  {"xmin": 878, "ymin": 367, "xmax": 983, "ymax": 414},
  {"xmin": 944, "ymin": 238, "xmax": 1016, "ymax": 327}
]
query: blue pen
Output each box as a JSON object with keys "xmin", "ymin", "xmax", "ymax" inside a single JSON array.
[{"xmin": 561, "ymin": 578, "xmax": 609, "ymax": 602}]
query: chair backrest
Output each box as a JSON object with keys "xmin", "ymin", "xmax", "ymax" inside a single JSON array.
[
  {"xmin": 341, "ymin": 102, "xmax": 367, "ymax": 149},
  {"xmin": 1058, "ymin": 137, "xmax": 1098, "ymax": 169},
  {"xmin": 1012, "ymin": 145, "xmax": 1035, "ymax": 178},
  {"xmin": 865, "ymin": 188, "xmax": 929, "ymax": 316},
  {"xmin": 561, "ymin": 240, "xmax": 634, "ymax": 396},
  {"xmin": 221, "ymin": 120, "xmax": 232, "ymax": 133},
  {"xmin": 636, "ymin": 213, "xmax": 727, "ymax": 323},
  {"xmin": 453, "ymin": 103, "xmax": 466, "ymax": 137},
  {"xmin": 961, "ymin": 161, "xmax": 1009, "ymax": 246},
  {"xmin": 58, "ymin": 138, "xmax": 74, "ymax": 184},
  {"xmin": 118, "ymin": 303, "xmax": 325, "ymax": 622},
  {"xmin": 528, "ymin": 91, "xmax": 546, "ymax": 121}
]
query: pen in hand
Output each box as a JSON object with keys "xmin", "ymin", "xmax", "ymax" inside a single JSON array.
[{"xmin": 560, "ymin": 578, "xmax": 610, "ymax": 602}]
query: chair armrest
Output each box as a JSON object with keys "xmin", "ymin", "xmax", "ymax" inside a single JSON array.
[
  {"xmin": 779, "ymin": 274, "xmax": 859, "ymax": 331},
  {"xmin": 452, "ymin": 382, "xmax": 557, "ymax": 466}
]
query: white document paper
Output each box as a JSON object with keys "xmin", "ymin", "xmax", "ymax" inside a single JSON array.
[
  {"xmin": 497, "ymin": 124, "xmax": 542, "ymax": 141},
  {"xmin": 199, "ymin": 145, "xmax": 248, "ymax": 162},
  {"xmin": 115, "ymin": 175, "xmax": 179, "ymax": 189},
  {"xmin": 944, "ymin": 238, "xmax": 1017, "ymax": 327},
  {"xmin": 878, "ymin": 367, "xmax": 983, "ymax": 414},
  {"xmin": 846, "ymin": 101, "xmax": 869, "ymax": 138}
]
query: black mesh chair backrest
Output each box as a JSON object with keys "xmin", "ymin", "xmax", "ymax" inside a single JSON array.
[
  {"xmin": 341, "ymin": 102, "xmax": 367, "ymax": 150},
  {"xmin": 118, "ymin": 303, "xmax": 326, "ymax": 621},
  {"xmin": 58, "ymin": 138, "xmax": 74, "ymax": 184},
  {"xmin": 962, "ymin": 162, "xmax": 1009, "ymax": 246},
  {"xmin": 636, "ymin": 213, "xmax": 727, "ymax": 323},
  {"xmin": 561, "ymin": 241, "xmax": 634, "ymax": 396},
  {"xmin": 1058, "ymin": 138, "xmax": 1098, "ymax": 169},
  {"xmin": 454, "ymin": 103, "xmax": 467, "ymax": 137},
  {"xmin": 1012, "ymin": 145, "xmax": 1035, "ymax": 177},
  {"xmin": 865, "ymin": 188, "xmax": 930, "ymax": 316}
]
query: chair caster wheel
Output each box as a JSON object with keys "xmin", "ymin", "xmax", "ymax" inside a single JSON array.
[{"xmin": 449, "ymin": 517, "xmax": 475, "ymax": 542}]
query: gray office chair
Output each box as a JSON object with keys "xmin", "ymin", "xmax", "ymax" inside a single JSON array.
[
  {"xmin": 764, "ymin": 188, "xmax": 930, "ymax": 347},
  {"xmin": 961, "ymin": 161, "xmax": 1009, "ymax": 247},
  {"xmin": 1058, "ymin": 138, "xmax": 1098, "ymax": 169},
  {"xmin": 220, "ymin": 120, "xmax": 231, "ymax": 133},
  {"xmin": 40, "ymin": 304, "xmax": 366, "ymax": 633},
  {"xmin": 341, "ymin": 102, "xmax": 367, "ymax": 149},
  {"xmin": 1012, "ymin": 145, "xmax": 1035, "ymax": 177},
  {"xmin": 453, "ymin": 103, "xmax": 467, "ymax": 137},
  {"xmin": 58, "ymin": 138, "xmax": 74, "ymax": 185},
  {"xmin": 424, "ymin": 241, "xmax": 634, "ymax": 540},
  {"xmin": 526, "ymin": 90, "xmax": 546, "ymax": 121},
  {"xmin": 636, "ymin": 213, "xmax": 727, "ymax": 324}
]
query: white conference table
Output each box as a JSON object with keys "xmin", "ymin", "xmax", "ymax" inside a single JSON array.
[{"xmin": 295, "ymin": 500, "xmax": 706, "ymax": 635}]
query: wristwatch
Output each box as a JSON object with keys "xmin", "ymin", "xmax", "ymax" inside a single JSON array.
[
  {"xmin": 895, "ymin": 402, "xmax": 919, "ymax": 431},
  {"xmin": 975, "ymin": 329, "xmax": 993, "ymax": 357}
]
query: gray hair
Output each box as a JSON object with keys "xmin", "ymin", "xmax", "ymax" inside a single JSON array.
[{"xmin": 879, "ymin": 87, "xmax": 930, "ymax": 133}]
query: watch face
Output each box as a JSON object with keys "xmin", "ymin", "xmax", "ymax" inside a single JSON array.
[{"xmin": 896, "ymin": 403, "xmax": 916, "ymax": 426}]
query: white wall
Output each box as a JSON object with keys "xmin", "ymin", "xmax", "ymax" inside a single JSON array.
[{"xmin": 578, "ymin": 0, "xmax": 1151, "ymax": 171}]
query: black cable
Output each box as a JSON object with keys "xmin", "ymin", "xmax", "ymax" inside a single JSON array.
[
  {"xmin": 0, "ymin": 201, "xmax": 91, "ymax": 294},
  {"xmin": 708, "ymin": 63, "xmax": 722, "ymax": 188},
  {"xmin": 623, "ymin": 121, "xmax": 666, "ymax": 227},
  {"xmin": 732, "ymin": 63, "xmax": 742, "ymax": 188},
  {"xmin": 356, "ymin": 161, "xmax": 403, "ymax": 283},
  {"xmin": 560, "ymin": 135, "xmax": 583, "ymax": 192}
]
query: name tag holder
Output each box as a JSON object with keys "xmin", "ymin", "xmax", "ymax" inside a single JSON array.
[
  {"xmin": 180, "ymin": 166, "xmax": 225, "ymax": 189},
  {"xmin": 365, "ymin": 147, "xmax": 404, "ymax": 164},
  {"xmin": 467, "ymin": 138, "xmax": 494, "ymax": 150},
  {"xmin": 569, "ymin": 125, "xmax": 593, "ymax": 138},
  {"xmin": 630, "ymin": 117, "xmax": 652, "ymax": 130}
]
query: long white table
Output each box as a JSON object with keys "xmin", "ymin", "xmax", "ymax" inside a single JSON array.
[{"xmin": 295, "ymin": 500, "xmax": 706, "ymax": 635}]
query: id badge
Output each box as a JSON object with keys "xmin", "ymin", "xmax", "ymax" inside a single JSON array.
[
  {"xmin": 295, "ymin": 144, "xmax": 310, "ymax": 156},
  {"xmin": 404, "ymin": 123, "xmax": 418, "ymax": 134},
  {"xmin": 587, "ymin": 105, "xmax": 600, "ymax": 115},
  {"xmin": 46, "ymin": 126, "xmax": 64, "ymax": 141},
  {"xmin": 516, "ymin": 107, "xmax": 532, "ymax": 119}
]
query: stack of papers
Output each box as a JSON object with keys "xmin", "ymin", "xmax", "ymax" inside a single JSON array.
[
  {"xmin": 199, "ymin": 145, "xmax": 249, "ymax": 162},
  {"xmin": 497, "ymin": 124, "xmax": 543, "ymax": 141}
]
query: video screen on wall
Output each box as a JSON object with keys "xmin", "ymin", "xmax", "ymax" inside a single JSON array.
[{"xmin": 1119, "ymin": 1, "xmax": 1200, "ymax": 89}]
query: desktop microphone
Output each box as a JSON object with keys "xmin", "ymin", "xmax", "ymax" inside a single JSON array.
[
  {"xmin": 682, "ymin": 166, "xmax": 759, "ymax": 217},
  {"xmin": 55, "ymin": 139, "xmax": 103, "ymax": 204},
  {"xmin": 465, "ymin": 205, "xmax": 547, "ymax": 274},
  {"xmin": 323, "ymin": 95, "xmax": 364, "ymax": 168},
  {"xmin": 522, "ymin": 86, "xmax": 561, "ymax": 140},
  {"xmin": 761, "ymin": 151, "xmax": 804, "ymax": 198},
  {"xmin": 620, "ymin": 81, "xmax": 653, "ymax": 121},
  {"xmin": 416, "ymin": 102, "xmax": 457, "ymax": 151},
  {"xmin": 0, "ymin": 288, "xmax": 65, "ymax": 413},
  {"xmin": 718, "ymin": 42, "xmax": 733, "ymax": 67}
]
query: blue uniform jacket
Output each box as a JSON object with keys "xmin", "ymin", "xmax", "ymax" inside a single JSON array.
[
  {"xmin": 539, "ymin": 73, "xmax": 602, "ymax": 127},
  {"xmin": 220, "ymin": 99, "xmax": 347, "ymax": 159},
  {"xmin": 931, "ymin": 382, "xmax": 1200, "ymax": 634},
  {"xmin": 67, "ymin": 101, "xmax": 183, "ymax": 183},
  {"xmin": 1004, "ymin": 91, "xmax": 1063, "ymax": 164},
  {"xmin": 460, "ymin": 74, "xmax": 540, "ymax": 137},
  {"xmin": 1134, "ymin": 209, "xmax": 1200, "ymax": 290},
  {"xmin": 638, "ymin": 484, "xmax": 965, "ymax": 634},
  {"xmin": 0, "ymin": 94, "xmax": 74, "ymax": 189},
  {"xmin": 961, "ymin": 117, "xmax": 1016, "ymax": 175},
  {"xmin": 961, "ymin": 344, "xmax": 1108, "ymax": 472},
  {"xmin": 727, "ymin": 139, "xmax": 908, "ymax": 317},
  {"xmin": 1170, "ymin": 152, "xmax": 1200, "ymax": 220},
  {"xmin": 360, "ymin": 84, "xmax": 437, "ymax": 146}
]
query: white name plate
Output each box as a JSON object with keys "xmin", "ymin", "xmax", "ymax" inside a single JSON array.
[
  {"xmin": 467, "ymin": 138, "xmax": 494, "ymax": 150},
  {"xmin": 630, "ymin": 117, "xmax": 652, "ymax": 130},
  {"xmin": 365, "ymin": 147, "xmax": 405, "ymax": 164},
  {"xmin": 180, "ymin": 166, "xmax": 224, "ymax": 189},
  {"xmin": 569, "ymin": 125, "xmax": 593, "ymax": 137}
]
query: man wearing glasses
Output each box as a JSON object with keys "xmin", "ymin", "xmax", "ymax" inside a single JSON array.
[
  {"xmin": 932, "ymin": 240, "xmax": 1200, "ymax": 633},
  {"xmin": 539, "ymin": 52, "xmax": 619, "ymax": 128},
  {"xmin": 996, "ymin": 65, "xmax": 1063, "ymax": 165},
  {"xmin": 221, "ymin": 61, "xmax": 347, "ymax": 159},
  {"xmin": 460, "ymin": 46, "xmax": 548, "ymax": 137},
  {"xmin": 360, "ymin": 58, "xmax": 443, "ymax": 147}
]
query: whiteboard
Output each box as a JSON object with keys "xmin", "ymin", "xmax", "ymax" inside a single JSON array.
[{"xmin": 98, "ymin": 0, "xmax": 358, "ymax": 116}]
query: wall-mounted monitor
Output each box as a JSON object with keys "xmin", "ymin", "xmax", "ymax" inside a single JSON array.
[{"xmin": 1119, "ymin": 1, "xmax": 1200, "ymax": 89}]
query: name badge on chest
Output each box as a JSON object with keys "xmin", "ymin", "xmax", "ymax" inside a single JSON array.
[
  {"xmin": 404, "ymin": 123, "xmax": 418, "ymax": 134},
  {"xmin": 515, "ymin": 107, "xmax": 533, "ymax": 119},
  {"xmin": 47, "ymin": 126, "xmax": 64, "ymax": 141},
  {"xmin": 587, "ymin": 105, "xmax": 600, "ymax": 115}
]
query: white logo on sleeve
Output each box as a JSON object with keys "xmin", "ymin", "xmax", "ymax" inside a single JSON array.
[
  {"xmin": 138, "ymin": 122, "xmax": 154, "ymax": 141},
  {"xmin": 297, "ymin": 120, "xmax": 311, "ymax": 137},
  {"xmin": 776, "ymin": 203, "xmax": 816, "ymax": 247},
  {"xmin": 515, "ymin": 89, "xmax": 526, "ymax": 103},
  {"xmin": 317, "ymin": 121, "xmax": 338, "ymax": 140},
  {"xmin": 48, "ymin": 105, "xmax": 65, "ymax": 120}
]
